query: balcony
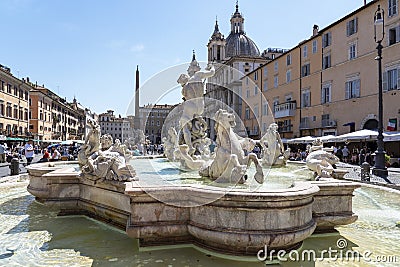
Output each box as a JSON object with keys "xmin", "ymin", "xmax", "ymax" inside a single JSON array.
[
  {"xmin": 321, "ymin": 119, "xmax": 337, "ymax": 128},
  {"xmin": 279, "ymin": 125, "xmax": 293, "ymax": 133},
  {"xmin": 274, "ymin": 101, "xmax": 296, "ymax": 119}
]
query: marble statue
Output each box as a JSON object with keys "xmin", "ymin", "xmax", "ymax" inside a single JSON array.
[
  {"xmin": 306, "ymin": 140, "xmax": 339, "ymax": 179},
  {"xmin": 162, "ymin": 127, "xmax": 179, "ymax": 161},
  {"xmin": 199, "ymin": 109, "xmax": 264, "ymax": 184},
  {"xmin": 78, "ymin": 118, "xmax": 101, "ymax": 166},
  {"xmin": 176, "ymin": 63, "xmax": 215, "ymax": 162},
  {"xmin": 79, "ymin": 122, "xmax": 136, "ymax": 182},
  {"xmin": 260, "ymin": 123, "xmax": 290, "ymax": 167}
]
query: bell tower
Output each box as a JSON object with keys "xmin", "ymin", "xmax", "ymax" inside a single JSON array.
[{"xmin": 207, "ymin": 17, "xmax": 226, "ymax": 63}]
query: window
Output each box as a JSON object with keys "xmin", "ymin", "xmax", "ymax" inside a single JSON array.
[
  {"xmin": 388, "ymin": 26, "xmax": 400, "ymax": 45},
  {"xmin": 349, "ymin": 42, "xmax": 357, "ymax": 59},
  {"xmin": 254, "ymin": 86, "xmax": 258, "ymax": 95},
  {"xmin": 383, "ymin": 68, "xmax": 400, "ymax": 91},
  {"xmin": 245, "ymin": 107, "xmax": 250, "ymax": 119},
  {"xmin": 273, "ymin": 97, "xmax": 279, "ymax": 107},
  {"xmin": 389, "ymin": 0, "xmax": 398, "ymax": 16},
  {"xmin": 346, "ymin": 18, "xmax": 358, "ymax": 36},
  {"xmin": 246, "ymin": 77, "xmax": 249, "ymax": 85},
  {"xmin": 253, "ymin": 125, "xmax": 258, "ymax": 135},
  {"xmin": 322, "ymin": 114, "xmax": 331, "ymax": 127},
  {"xmin": 301, "ymin": 89, "xmax": 311, "ymax": 107},
  {"xmin": 254, "ymin": 106, "xmax": 259, "ymax": 118},
  {"xmin": 323, "ymin": 54, "xmax": 331, "ymax": 69},
  {"xmin": 274, "ymin": 75, "xmax": 278, "ymax": 88},
  {"xmin": 321, "ymin": 83, "xmax": 331, "ymax": 104},
  {"xmin": 286, "ymin": 54, "xmax": 291, "ymax": 66},
  {"xmin": 322, "ymin": 32, "xmax": 332, "ymax": 48},
  {"xmin": 303, "ymin": 45, "xmax": 308, "ymax": 58},
  {"xmin": 246, "ymin": 89, "xmax": 250, "ymax": 98},
  {"xmin": 263, "ymin": 67, "xmax": 268, "ymax": 76},
  {"xmin": 263, "ymin": 82, "xmax": 268, "ymax": 91},
  {"xmin": 263, "ymin": 102, "xmax": 268, "ymax": 115},
  {"xmin": 312, "ymin": 40, "xmax": 317, "ymax": 53},
  {"xmin": 254, "ymin": 72, "xmax": 258, "ymax": 81},
  {"xmin": 0, "ymin": 102, "xmax": 3, "ymax": 116},
  {"xmin": 345, "ymin": 79, "xmax": 360, "ymax": 99},
  {"xmin": 302, "ymin": 63, "xmax": 310, "ymax": 77},
  {"xmin": 286, "ymin": 70, "xmax": 291, "ymax": 83},
  {"xmin": 274, "ymin": 61, "xmax": 278, "ymax": 72}
]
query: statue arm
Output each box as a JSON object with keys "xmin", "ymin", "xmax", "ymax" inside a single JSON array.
[{"xmin": 196, "ymin": 65, "xmax": 215, "ymax": 79}]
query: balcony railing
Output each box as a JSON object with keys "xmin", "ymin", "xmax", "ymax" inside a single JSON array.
[
  {"xmin": 278, "ymin": 125, "xmax": 293, "ymax": 133},
  {"xmin": 274, "ymin": 101, "xmax": 296, "ymax": 119},
  {"xmin": 321, "ymin": 119, "xmax": 337, "ymax": 128}
]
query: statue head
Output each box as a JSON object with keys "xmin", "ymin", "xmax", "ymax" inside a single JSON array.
[
  {"xmin": 100, "ymin": 134, "xmax": 113, "ymax": 150},
  {"xmin": 214, "ymin": 109, "xmax": 236, "ymax": 131},
  {"xmin": 268, "ymin": 123, "xmax": 279, "ymax": 132}
]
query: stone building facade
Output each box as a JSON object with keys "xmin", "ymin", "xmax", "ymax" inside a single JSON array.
[
  {"xmin": 29, "ymin": 86, "xmax": 85, "ymax": 141},
  {"xmin": 0, "ymin": 65, "xmax": 31, "ymax": 139},
  {"xmin": 139, "ymin": 104, "xmax": 176, "ymax": 144},
  {"xmin": 242, "ymin": 0, "xmax": 400, "ymax": 140},
  {"xmin": 99, "ymin": 110, "xmax": 134, "ymax": 142}
]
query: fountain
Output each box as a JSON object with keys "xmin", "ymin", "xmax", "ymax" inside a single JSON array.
[{"xmin": 26, "ymin": 62, "xmax": 361, "ymax": 260}]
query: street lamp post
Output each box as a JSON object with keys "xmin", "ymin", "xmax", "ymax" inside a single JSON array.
[{"xmin": 372, "ymin": 5, "xmax": 388, "ymax": 178}]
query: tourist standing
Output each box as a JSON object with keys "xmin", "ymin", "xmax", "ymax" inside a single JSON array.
[
  {"xmin": 0, "ymin": 143, "xmax": 5, "ymax": 163},
  {"xmin": 342, "ymin": 146, "xmax": 349, "ymax": 163},
  {"xmin": 24, "ymin": 140, "xmax": 34, "ymax": 165}
]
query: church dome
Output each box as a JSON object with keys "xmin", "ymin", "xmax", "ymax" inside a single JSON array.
[{"xmin": 225, "ymin": 33, "xmax": 260, "ymax": 57}]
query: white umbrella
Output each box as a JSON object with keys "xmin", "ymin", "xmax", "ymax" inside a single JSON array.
[
  {"xmin": 287, "ymin": 136, "xmax": 315, "ymax": 144},
  {"xmin": 318, "ymin": 135, "xmax": 337, "ymax": 143},
  {"xmin": 332, "ymin": 129, "xmax": 388, "ymax": 142},
  {"xmin": 384, "ymin": 132, "xmax": 400, "ymax": 142}
]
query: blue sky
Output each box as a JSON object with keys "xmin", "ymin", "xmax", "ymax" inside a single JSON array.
[{"xmin": 0, "ymin": 0, "xmax": 372, "ymax": 116}]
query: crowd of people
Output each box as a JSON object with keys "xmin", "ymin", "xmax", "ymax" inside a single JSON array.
[
  {"xmin": 285, "ymin": 144, "xmax": 394, "ymax": 167},
  {"xmin": 0, "ymin": 140, "xmax": 79, "ymax": 165}
]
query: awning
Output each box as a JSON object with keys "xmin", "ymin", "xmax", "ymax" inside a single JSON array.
[{"xmin": 6, "ymin": 137, "xmax": 24, "ymax": 141}]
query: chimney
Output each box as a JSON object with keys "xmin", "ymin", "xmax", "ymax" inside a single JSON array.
[{"xmin": 312, "ymin": 25, "xmax": 319, "ymax": 36}]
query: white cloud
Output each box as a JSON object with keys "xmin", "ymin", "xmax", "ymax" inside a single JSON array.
[{"xmin": 130, "ymin": 44, "xmax": 145, "ymax": 52}]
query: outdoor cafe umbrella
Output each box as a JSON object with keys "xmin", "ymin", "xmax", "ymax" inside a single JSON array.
[
  {"xmin": 286, "ymin": 136, "xmax": 315, "ymax": 144},
  {"xmin": 331, "ymin": 129, "xmax": 388, "ymax": 143}
]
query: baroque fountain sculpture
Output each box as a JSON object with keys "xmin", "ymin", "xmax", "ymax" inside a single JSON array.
[
  {"xmin": 169, "ymin": 63, "xmax": 264, "ymax": 184},
  {"xmin": 306, "ymin": 138, "xmax": 340, "ymax": 179},
  {"xmin": 260, "ymin": 123, "xmax": 290, "ymax": 167},
  {"xmin": 26, "ymin": 59, "xmax": 360, "ymax": 257},
  {"xmin": 78, "ymin": 118, "xmax": 136, "ymax": 182}
]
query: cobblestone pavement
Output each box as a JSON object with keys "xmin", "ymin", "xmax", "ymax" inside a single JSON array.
[
  {"xmin": 337, "ymin": 162, "xmax": 400, "ymax": 188},
  {"xmin": 0, "ymin": 154, "xmax": 42, "ymax": 178}
]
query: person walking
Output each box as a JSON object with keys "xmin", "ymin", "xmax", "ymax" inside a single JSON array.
[{"xmin": 24, "ymin": 140, "xmax": 34, "ymax": 165}]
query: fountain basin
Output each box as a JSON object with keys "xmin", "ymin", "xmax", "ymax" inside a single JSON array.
[{"xmin": 27, "ymin": 160, "xmax": 360, "ymax": 256}]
